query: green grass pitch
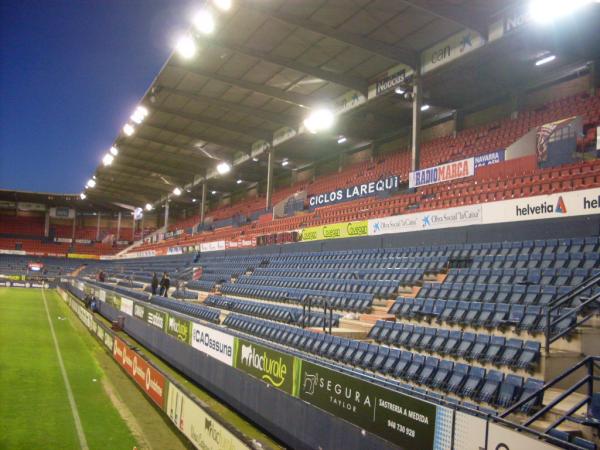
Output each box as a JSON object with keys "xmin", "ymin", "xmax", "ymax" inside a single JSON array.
[{"xmin": 0, "ymin": 287, "xmax": 138, "ymax": 450}]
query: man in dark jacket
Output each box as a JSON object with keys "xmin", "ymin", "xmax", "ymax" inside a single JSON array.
[
  {"xmin": 159, "ymin": 272, "xmax": 167, "ymax": 296},
  {"xmin": 151, "ymin": 272, "xmax": 159, "ymax": 295},
  {"xmin": 163, "ymin": 273, "xmax": 171, "ymax": 297}
]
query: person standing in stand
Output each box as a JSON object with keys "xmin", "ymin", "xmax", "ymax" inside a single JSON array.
[
  {"xmin": 151, "ymin": 272, "xmax": 159, "ymax": 295},
  {"xmin": 163, "ymin": 273, "xmax": 171, "ymax": 297}
]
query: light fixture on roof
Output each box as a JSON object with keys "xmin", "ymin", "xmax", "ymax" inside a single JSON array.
[
  {"xmin": 211, "ymin": 190, "xmax": 217, "ymax": 195},
  {"xmin": 535, "ymin": 54, "xmax": 556, "ymax": 66},
  {"xmin": 86, "ymin": 179, "xmax": 96, "ymax": 188},
  {"xmin": 145, "ymin": 203, "xmax": 153, "ymax": 211},
  {"xmin": 109, "ymin": 146, "xmax": 119, "ymax": 156},
  {"xmin": 123, "ymin": 123, "xmax": 135, "ymax": 136},
  {"xmin": 192, "ymin": 198, "xmax": 197, "ymax": 202},
  {"xmin": 337, "ymin": 136, "xmax": 347, "ymax": 144},
  {"xmin": 175, "ymin": 35, "xmax": 197, "ymax": 59},
  {"xmin": 529, "ymin": 0, "xmax": 593, "ymax": 24},
  {"xmin": 394, "ymin": 87, "xmax": 405, "ymax": 95},
  {"xmin": 281, "ymin": 159, "xmax": 289, "ymax": 167},
  {"xmin": 420, "ymin": 104, "xmax": 430, "ymax": 111},
  {"xmin": 193, "ymin": 10, "xmax": 215, "ymax": 34},
  {"xmin": 303, "ymin": 108, "xmax": 335, "ymax": 134},
  {"xmin": 130, "ymin": 105, "xmax": 149, "ymax": 124},
  {"xmin": 214, "ymin": 0, "xmax": 232, "ymax": 11},
  {"xmin": 102, "ymin": 153, "xmax": 114, "ymax": 166},
  {"xmin": 80, "ymin": 193, "xmax": 87, "ymax": 200},
  {"xmin": 236, "ymin": 179, "xmax": 243, "ymax": 184},
  {"xmin": 216, "ymin": 161, "xmax": 231, "ymax": 174},
  {"xmin": 173, "ymin": 187, "xmax": 182, "ymax": 196},
  {"xmin": 252, "ymin": 157, "xmax": 259, "ymax": 162}
]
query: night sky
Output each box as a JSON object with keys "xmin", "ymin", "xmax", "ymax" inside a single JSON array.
[{"xmin": 0, "ymin": 0, "xmax": 194, "ymax": 193}]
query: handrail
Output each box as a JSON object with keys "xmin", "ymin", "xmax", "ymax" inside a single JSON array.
[{"xmin": 545, "ymin": 272, "xmax": 600, "ymax": 352}]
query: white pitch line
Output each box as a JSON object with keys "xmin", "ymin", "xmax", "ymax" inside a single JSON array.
[{"xmin": 42, "ymin": 287, "xmax": 89, "ymax": 450}]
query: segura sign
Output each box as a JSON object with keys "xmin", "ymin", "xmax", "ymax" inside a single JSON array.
[
  {"xmin": 299, "ymin": 360, "xmax": 438, "ymax": 449},
  {"xmin": 301, "ymin": 221, "xmax": 369, "ymax": 242}
]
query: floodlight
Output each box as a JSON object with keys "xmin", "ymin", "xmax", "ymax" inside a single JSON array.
[
  {"xmin": 109, "ymin": 146, "xmax": 119, "ymax": 156},
  {"xmin": 145, "ymin": 203, "xmax": 153, "ymax": 211},
  {"xmin": 281, "ymin": 159, "xmax": 289, "ymax": 167},
  {"xmin": 216, "ymin": 162, "xmax": 231, "ymax": 174},
  {"xmin": 535, "ymin": 54, "xmax": 556, "ymax": 66},
  {"xmin": 303, "ymin": 108, "xmax": 334, "ymax": 134},
  {"xmin": 337, "ymin": 136, "xmax": 347, "ymax": 144},
  {"xmin": 211, "ymin": 190, "xmax": 217, "ymax": 194},
  {"xmin": 252, "ymin": 157, "xmax": 259, "ymax": 162},
  {"xmin": 236, "ymin": 179, "xmax": 242, "ymax": 184},
  {"xmin": 176, "ymin": 35, "xmax": 197, "ymax": 59},
  {"xmin": 529, "ymin": 0, "xmax": 593, "ymax": 24},
  {"xmin": 102, "ymin": 153, "xmax": 114, "ymax": 166},
  {"xmin": 80, "ymin": 193, "xmax": 87, "ymax": 200},
  {"xmin": 86, "ymin": 179, "xmax": 96, "ymax": 188},
  {"xmin": 214, "ymin": 0, "xmax": 232, "ymax": 11},
  {"xmin": 420, "ymin": 104, "xmax": 430, "ymax": 111},
  {"xmin": 123, "ymin": 123, "xmax": 135, "ymax": 136},
  {"xmin": 394, "ymin": 87, "xmax": 405, "ymax": 95},
  {"xmin": 193, "ymin": 10, "xmax": 215, "ymax": 34},
  {"xmin": 173, "ymin": 187, "xmax": 182, "ymax": 196},
  {"xmin": 192, "ymin": 198, "xmax": 197, "ymax": 202}
]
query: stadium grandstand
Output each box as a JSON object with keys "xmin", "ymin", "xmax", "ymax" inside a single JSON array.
[{"xmin": 1, "ymin": 1, "xmax": 600, "ymax": 449}]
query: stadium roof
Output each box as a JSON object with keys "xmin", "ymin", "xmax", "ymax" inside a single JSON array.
[
  {"xmin": 86, "ymin": 0, "xmax": 600, "ymax": 210},
  {"xmin": 0, "ymin": 189, "xmax": 122, "ymax": 211}
]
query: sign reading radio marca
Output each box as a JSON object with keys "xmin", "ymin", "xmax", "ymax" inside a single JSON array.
[
  {"xmin": 166, "ymin": 383, "xmax": 249, "ymax": 450},
  {"xmin": 299, "ymin": 360, "xmax": 437, "ymax": 449},
  {"xmin": 234, "ymin": 338, "xmax": 298, "ymax": 394},
  {"xmin": 308, "ymin": 176, "xmax": 400, "ymax": 208},
  {"xmin": 409, "ymin": 157, "xmax": 475, "ymax": 188},
  {"xmin": 113, "ymin": 337, "xmax": 166, "ymax": 408},
  {"xmin": 301, "ymin": 221, "xmax": 369, "ymax": 242},
  {"xmin": 191, "ymin": 322, "xmax": 235, "ymax": 366}
]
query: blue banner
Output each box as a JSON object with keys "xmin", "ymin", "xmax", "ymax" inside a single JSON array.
[
  {"xmin": 474, "ymin": 149, "xmax": 505, "ymax": 168},
  {"xmin": 308, "ymin": 176, "xmax": 400, "ymax": 209}
]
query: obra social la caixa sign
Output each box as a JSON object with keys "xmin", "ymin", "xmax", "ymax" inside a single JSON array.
[
  {"xmin": 298, "ymin": 360, "xmax": 438, "ymax": 449},
  {"xmin": 234, "ymin": 338, "xmax": 300, "ymax": 394},
  {"xmin": 113, "ymin": 337, "xmax": 166, "ymax": 408}
]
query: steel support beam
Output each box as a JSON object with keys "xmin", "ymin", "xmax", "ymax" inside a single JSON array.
[
  {"xmin": 411, "ymin": 69, "xmax": 422, "ymax": 173},
  {"xmin": 266, "ymin": 148, "xmax": 274, "ymax": 210},
  {"xmin": 157, "ymin": 86, "xmax": 298, "ymax": 127},
  {"xmin": 116, "ymin": 211, "xmax": 122, "ymax": 240},
  {"xmin": 248, "ymin": 5, "xmax": 417, "ymax": 67},
  {"xmin": 164, "ymin": 201, "xmax": 170, "ymax": 230},
  {"xmin": 200, "ymin": 182, "xmax": 207, "ymax": 227},
  {"xmin": 398, "ymin": 1, "xmax": 488, "ymax": 37},
  {"xmin": 170, "ymin": 62, "xmax": 313, "ymax": 109},
  {"xmin": 202, "ymin": 38, "xmax": 368, "ymax": 94}
]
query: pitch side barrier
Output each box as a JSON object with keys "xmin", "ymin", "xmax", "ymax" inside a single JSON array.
[
  {"xmin": 1, "ymin": 279, "xmax": 56, "ymax": 288},
  {"xmin": 70, "ymin": 279, "xmax": 576, "ymax": 450},
  {"xmin": 56, "ymin": 283, "xmax": 257, "ymax": 450}
]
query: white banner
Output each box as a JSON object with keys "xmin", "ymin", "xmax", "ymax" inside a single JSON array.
[
  {"xmin": 453, "ymin": 412, "xmax": 487, "ymax": 450},
  {"xmin": 120, "ymin": 297, "xmax": 133, "ymax": 316},
  {"xmin": 191, "ymin": 322, "xmax": 235, "ymax": 366},
  {"xmin": 369, "ymin": 204, "xmax": 483, "ymax": 236},
  {"xmin": 409, "ymin": 157, "xmax": 475, "ymax": 188},
  {"xmin": 200, "ymin": 241, "xmax": 226, "ymax": 253},
  {"xmin": 166, "ymin": 383, "xmax": 248, "ymax": 450},
  {"xmin": 49, "ymin": 207, "xmax": 75, "ymax": 219},
  {"xmin": 369, "ymin": 188, "xmax": 600, "ymax": 237}
]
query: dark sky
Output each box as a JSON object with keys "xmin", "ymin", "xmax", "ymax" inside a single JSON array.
[{"xmin": 0, "ymin": 0, "xmax": 193, "ymax": 194}]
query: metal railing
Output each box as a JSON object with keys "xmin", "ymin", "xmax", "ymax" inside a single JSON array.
[
  {"xmin": 501, "ymin": 356, "xmax": 599, "ymax": 436},
  {"xmin": 545, "ymin": 272, "xmax": 600, "ymax": 352}
]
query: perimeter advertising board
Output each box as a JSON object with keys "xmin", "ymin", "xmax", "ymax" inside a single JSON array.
[
  {"xmin": 191, "ymin": 322, "xmax": 235, "ymax": 366},
  {"xmin": 166, "ymin": 383, "xmax": 248, "ymax": 450},
  {"xmin": 301, "ymin": 221, "xmax": 368, "ymax": 242},
  {"xmin": 113, "ymin": 337, "xmax": 166, "ymax": 408},
  {"xmin": 166, "ymin": 315, "xmax": 191, "ymax": 344},
  {"xmin": 487, "ymin": 423, "xmax": 560, "ymax": 450},
  {"xmin": 120, "ymin": 297, "xmax": 134, "ymax": 316},
  {"xmin": 298, "ymin": 360, "xmax": 438, "ymax": 449},
  {"xmin": 145, "ymin": 306, "xmax": 166, "ymax": 331},
  {"xmin": 234, "ymin": 338, "xmax": 299, "ymax": 394},
  {"xmin": 308, "ymin": 176, "xmax": 400, "ymax": 209},
  {"xmin": 409, "ymin": 157, "xmax": 475, "ymax": 188}
]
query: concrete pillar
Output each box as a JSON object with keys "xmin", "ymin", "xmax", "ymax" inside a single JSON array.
[
  {"xmin": 44, "ymin": 212, "xmax": 50, "ymax": 238},
  {"xmin": 266, "ymin": 149, "xmax": 274, "ymax": 210},
  {"xmin": 200, "ymin": 183, "xmax": 207, "ymax": 226},
  {"xmin": 164, "ymin": 201, "xmax": 170, "ymax": 230},
  {"xmin": 510, "ymin": 90, "xmax": 521, "ymax": 119},
  {"xmin": 96, "ymin": 213, "xmax": 101, "ymax": 241},
  {"xmin": 411, "ymin": 69, "xmax": 422, "ymax": 173},
  {"xmin": 338, "ymin": 152, "xmax": 346, "ymax": 173},
  {"xmin": 141, "ymin": 215, "xmax": 145, "ymax": 241},
  {"xmin": 588, "ymin": 60, "xmax": 598, "ymax": 96},
  {"xmin": 132, "ymin": 214, "xmax": 135, "ymax": 241},
  {"xmin": 116, "ymin": 212, "xmax": 122, "ymax": 240},
  {"xmin": 453, "ymin": 109, "xmax": 464, "ymax": 137}
]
